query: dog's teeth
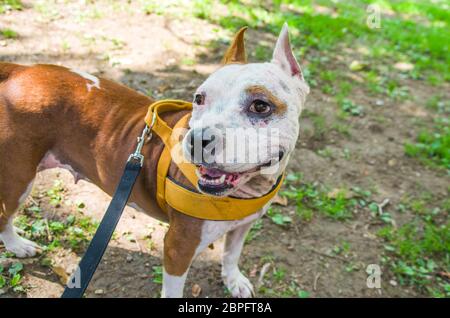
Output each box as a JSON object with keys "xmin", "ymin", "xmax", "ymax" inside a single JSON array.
[{"xmin": 199, "ymin": 173, "xmax": 227, "ymax": 186}]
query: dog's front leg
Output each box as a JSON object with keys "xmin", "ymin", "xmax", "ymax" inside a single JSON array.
[
  {"xmin": 161, "ymin": 211, "xmax": 203, "ymax": 298},
  {"xmin": 162, "ymin": 229, "xmax": 195, "ymax": 298},
  {"xmin": 222, "ymin": 221, "xmax": 255, "ymax": 298}
]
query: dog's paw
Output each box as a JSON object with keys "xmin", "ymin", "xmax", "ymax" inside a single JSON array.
[
  {"xmin": 2, "ymin": 233, "xmax": 40, "ymax": 258},
  {"xmin": 223, "ymin": 271, "xmax": 255, "ymax": 298}
]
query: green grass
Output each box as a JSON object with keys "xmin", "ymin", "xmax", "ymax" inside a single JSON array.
[
  {"xmin": 279, "ymin": 173, "xmax": 367, "ymax": 221},
  {"xmin": 304, "ymin": 110, "xmax": 327, "ymax": 138},
  {"xmin": 267, "ymin": 208, "xmax": 293, "ymax": 226},
  {"xmin": 425, "ymin": 95, "xmax": 450, "ymax": 114},
  {"xmin": 377, "ymin": 191, "xmax": 449, "ymax": 297},
  {"xmin": 46, "ymin": 180, "xmax": 64, "ymax": 207},
  {"xmin": 245, "ymin": 219, "xmax": 263, "ymax": 243},
  {"xmin": 338, "ymin": 99, "xmax": 364, "ymax": 117},
  {"xmin": 14, "ymin": 180, "xmax": 99, "ymax": 253},
  {"xmin": 1, "ymin": 28, "xmax": 18, "ymax": 39},
  {"xmin": 0, "ymin": 0, "xmax": 22, "ymax": 14},
  {"xmin": 0, "ymin": 260, "xmax": 25, "ymax": 293},
  {"xmin": 184, "ymin": 0, "xmax": 450, "ymax": 84},
  {"xmin": 405, "ymin": 118, "xmax": 450, "ymax": 172},
  {"xmin": 5, "ymin": 181, "xmax": 99, "ymax": 293},
  {"xmin": 276, "ymin": 174, "xmax": 384, "ymax": 223},
  {"xmin": 151, "ymin": 265, "xmax": 163, "ymax": 284},
  {"xmin": 378, "ymin": 220, "xmax": 450, "ymax": 297},
  {"xmin": 257, "ymin": 261, "xmax": 311, "ymax": 298},
  {"xmin": 15, "ymin": 207, "xmax": 98, "ymax": 252}
]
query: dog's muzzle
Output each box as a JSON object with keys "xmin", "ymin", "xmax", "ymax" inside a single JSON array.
[{"xmin": 185, "ymin": 127, "xmax": 223, "ymax": 165}]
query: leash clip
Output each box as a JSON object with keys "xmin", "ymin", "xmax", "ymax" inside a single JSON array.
[
  {"xmin": 128, "ymin": 112, "xmax": 156, "ymax": 166},
  {"xmin": 128, "ymin": 125, "xmax": 151, "ymax": 166}
]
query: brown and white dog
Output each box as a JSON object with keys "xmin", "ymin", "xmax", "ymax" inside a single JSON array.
[{"xmin": 0, "ymin": 23, "xmax": 309, "ymax": 297}]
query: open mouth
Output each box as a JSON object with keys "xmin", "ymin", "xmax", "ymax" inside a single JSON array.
[
  {"xmin": 195, "ymin": 151, "xmax": 285, "ymax": 196},
  {"xmin": 196, "ymin": 166, "xmax": 240, "ymax": 196}
]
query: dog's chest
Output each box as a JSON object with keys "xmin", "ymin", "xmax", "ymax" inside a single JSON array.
[{"xmin": 196, "ymin": 207, "xmax": 268, "ymax": 253}]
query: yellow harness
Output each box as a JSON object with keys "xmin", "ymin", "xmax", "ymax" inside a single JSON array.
[{"xmin": 144, "ymin": 99, "xmax": 284, "ymax": 221}]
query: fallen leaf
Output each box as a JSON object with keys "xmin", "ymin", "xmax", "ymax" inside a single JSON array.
[
  {"xmin": 157, "ymin": 84, "xmax": 171, "ymax": 93},
  {"xmin": 257, "ymin": 263, "xmax": 271, "ymax": 288},
  {"xmin": 249, "ymin": 264, "xmax": 258, "ymax": 278},
  {"xmin": 393, "ymin": 62, "xmax": 414, "ymax": 71},
  {"xmin": 192, "ymin": 284, "xmax": 202, "ymax": 297},
  {"xmin": 52, "ymin": 265, "xmax": 69, "ymax": 285},
  {"xmin": 438, "ymin": 271, "xmax": 450, "ymax": 279},
  {"xmin": 346, "ymin": 72, "xmax": 365, "ymax": 83},
  {"xmin": 349, "ymin": 60, "xmax": 367, "ymax": 72},
  {"xmin": 272, "ymin": 194, "xmax": 288, "ymax": 206},
  {"xmin": 388, "ymin": 159, "xmax": 397, "ymax": 166},
  {"xmin": 94, "ymin": 289, "xmax": 105, "ymax": 295},
  {"xmin": 327, "ymin": 188, "xmax": 354, "ymax": 199}
]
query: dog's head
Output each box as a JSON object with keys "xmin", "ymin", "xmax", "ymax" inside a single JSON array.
[{"xmin": 182, "ymin": 23, "xmax": 309, "ymax": 196}]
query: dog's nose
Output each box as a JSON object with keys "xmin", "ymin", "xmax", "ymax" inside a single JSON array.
[{"xmin": 187, "ymin": 128, "xmax": 215, "ymax": 163}]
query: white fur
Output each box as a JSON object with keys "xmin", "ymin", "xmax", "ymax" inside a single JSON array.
[
  {"xmin": 1, "ymin": 180, "xmax": 40, "ymax": 257},
  {"xmin": 127, "ymin": 202, "xmax": 146, "ymax": 213},
  {"xmin": 162, "ymin": 269, "xmax": 188, "ymax": 298},
  {"xmin": 195, "ymin": 208, "xmax": 266, "ymax": 255},
  {"xmin": 272, "ymin": 23, "xmax": 305, "ymax": 80},
  {"xmin": 221, "ymin": 221, "xmax": 255, "ymax": 297},
  {"xmin": 70, "ymin": 69, "xmax": 101, "ymax": 92},
  {"xmin": 0, "ymin": 220, "xmax": 39, "ymax": 258},
  {"xmin": 195, "ymin": 207, "xmax": 268, "ymax": 297},
  {"xmin": 18, "ymin": 179, "xmax": 34, "ymax": 205}
]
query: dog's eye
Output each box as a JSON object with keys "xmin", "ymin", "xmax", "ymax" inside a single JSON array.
[
  {"xmin": 194, "ymin": 93, "xmax": 205, "ymax": 105},
  {"xmin": 248, "ymin": 100, "xmax": 271, "ymax": 115}
]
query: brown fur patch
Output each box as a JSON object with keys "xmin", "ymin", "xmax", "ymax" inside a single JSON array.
[
  {"xmin": 164, "ymin": 207, "xmax": 203, "ymax": 276},
  {"xmin": 245, "ymin": 85, "xmax": 287, "ymax": 116}
]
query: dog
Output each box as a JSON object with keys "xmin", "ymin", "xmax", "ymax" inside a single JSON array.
[{"xmin": 0, "ymin": 23, "xmax": 309, "ymax": 297}]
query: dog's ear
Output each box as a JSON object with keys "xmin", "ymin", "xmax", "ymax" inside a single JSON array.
[
  {"xmin": 272, "ymin": 23, "xmax": 304, "ymax": 80},
  {"xmin": 221, "ymin": 26, "xmax": 248, "ymax": 65}
]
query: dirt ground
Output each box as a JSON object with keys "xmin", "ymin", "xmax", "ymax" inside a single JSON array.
[{"xmin": 0, "ymin": 1, "xmax": 448, "ymax": 298}]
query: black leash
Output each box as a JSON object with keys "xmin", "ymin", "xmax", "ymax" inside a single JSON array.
[{"xmin": 61, "ymin": 125, "xmax": 151, "ymax": 298}]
